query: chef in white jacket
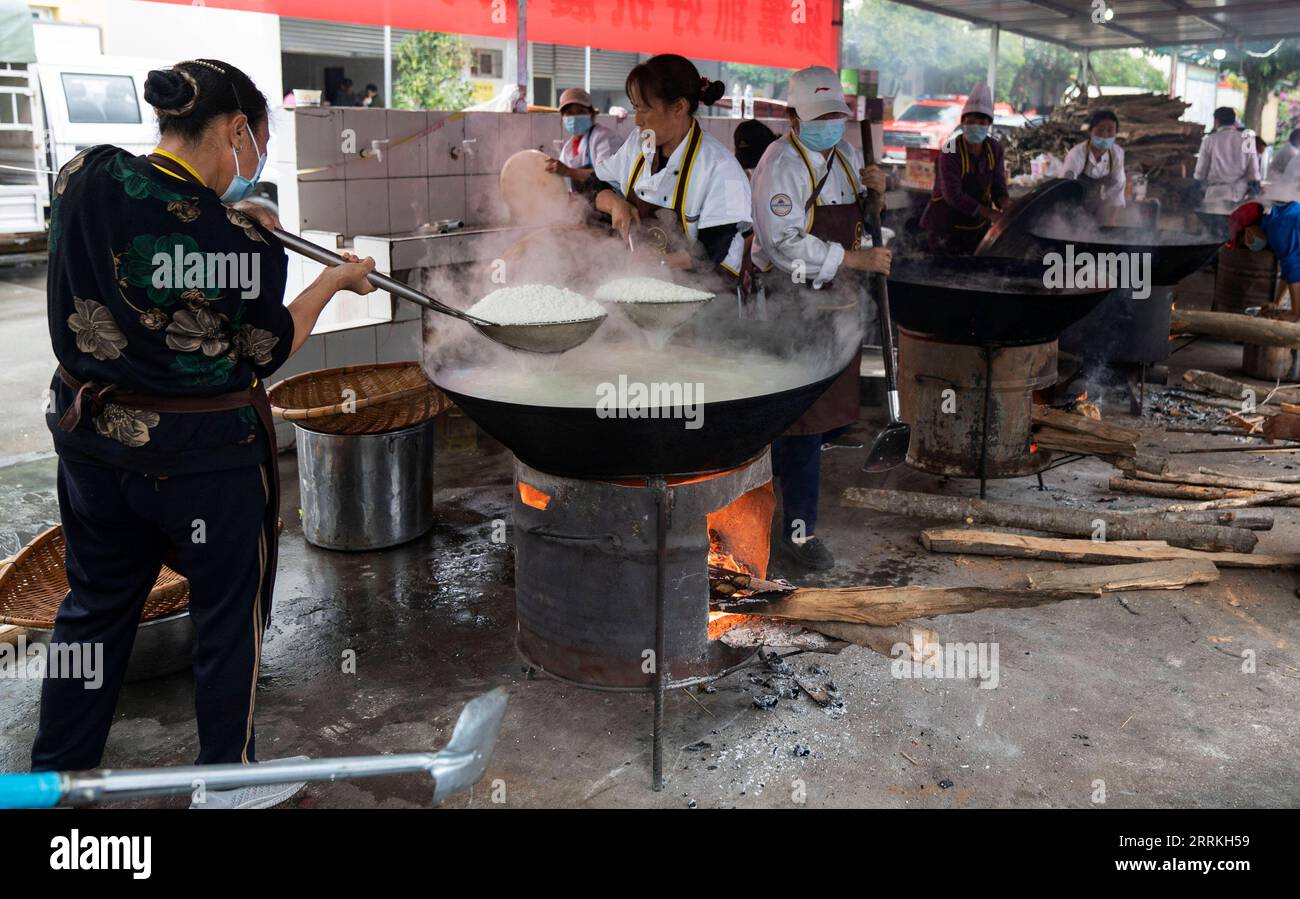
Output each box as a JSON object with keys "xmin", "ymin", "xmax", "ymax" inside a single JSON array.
[
  {"xmin": 545, "ymin": 87, "xmax": 620, "ymax": 192},
  {"xmin": 1061, "ymin": 109, "xmax": 1126, "ymax": 208},
  {"xmin": 748, "ymin": 66, "xmax": 890, "ymax": 573},
  {"xmin": 1195, "ymin": 107, "xmax": 1262, "ymax": 205},
  {"xmin": 586, "ymin": 54, "xmax": 752, "ymax": 277}
]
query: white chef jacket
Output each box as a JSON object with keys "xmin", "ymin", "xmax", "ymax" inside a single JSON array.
[
  {"xmin": 1195, "ymin": 126, "xmax": 1261, "ymax": 205},
  {"xmin": 558, "ymin": 123, "xmax": 620, "ymax": 191},
  {"xmin": 594, "ymin": 121, "xmax": 752, "ymax": 274},
  {"xmin": 749, "ymin": 131, "xmax": 864, "ymax": 287},
  {"xmin": 1061, "ymin": 140, "xmax": 1127, "ymax": 207}
]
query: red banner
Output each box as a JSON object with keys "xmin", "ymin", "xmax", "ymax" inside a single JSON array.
[{"xmin": 146, "ymin": 0, "xmax": 837, "ymax": 68}]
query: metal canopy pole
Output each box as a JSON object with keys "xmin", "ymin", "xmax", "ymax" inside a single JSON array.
[
  {"xmin": 584, "ymin": 46, "xmax": 591, "ymax": 92},
  {"xmin": 515, "ymin": 0, "xmax": 528, "ymax": 113},
  {"xmin": 1081, "ymin": 49, "xmax": 1090, "ymax": 90},
  {"xmin": 1168, "ymin": 51, "xmax": 1179, "ymax": 99},
  {"xmin": 383, "ymin": 26, "xmax": 392, "ymax": 109},
  {"xmin": 987, "ymin": 24, "xmax": 999, "ymax": 98}
]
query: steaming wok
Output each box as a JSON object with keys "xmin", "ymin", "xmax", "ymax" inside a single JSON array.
[
  {"xmin": 886, "ymin": 256, "xmax": 1113, "ymax": 346},
  {"xmin": 975, "ymin": 178, "xmax": 1086, "ymax": 259},
  {"xmin": 437, "ymin": 372, "xmax": 841, "ymax": 479},
  {"xmin": 1031, "ymin": 222, "xmax": 1225, "ymax": 287}
]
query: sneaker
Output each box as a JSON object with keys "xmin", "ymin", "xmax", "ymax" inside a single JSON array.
[
  {"xmin": 772, "ymin": 535, "xmax": 835, "ymax": 572},
  {"xmin": 189, "ymin": 755, "xmax": 310, "ymax": 809}
]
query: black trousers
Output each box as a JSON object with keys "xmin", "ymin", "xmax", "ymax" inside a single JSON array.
[{"xmin": 31, "ymin": 455, "xmax": 276, "ymax": 771}]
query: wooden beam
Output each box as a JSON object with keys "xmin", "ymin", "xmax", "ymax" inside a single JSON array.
[
  {"xmin": 842, "ymin": 487, "xmax": 1258, "ymax": 553},
  {"xmin": 718, "ymin": 560, "xmax": 1219, "ymax": 626},
  {"xmin": 920, "ymin": 528, "xmax": 1300, "ymax": 569}
]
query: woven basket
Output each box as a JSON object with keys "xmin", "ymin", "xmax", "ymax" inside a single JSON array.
[
  {"xmin": 0, "ymin": 526, "xmax": 190, "ymax": 629},
  {"xmin": 268, "ymin": 361, "xmax": 451, "ymax": 436}
]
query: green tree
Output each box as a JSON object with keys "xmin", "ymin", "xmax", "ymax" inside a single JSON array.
[
  {"xmin": 1089, "ymin": 50, "xmax": 1168, "ymax": 92},
  {"xmin": 1184, "ymin": 40, "xmax": 1300, "ymax": 134},
  {"xmin": 393, "ymin": 32, "xmax": 473, "ymax": 111}
]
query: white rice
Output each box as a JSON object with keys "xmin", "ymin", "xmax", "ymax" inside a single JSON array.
[
  {"xmin": 466, "ymin": 284, "xmax": 604, "ymax": 325},
  {"xmin": 594, "ymin": 276, "xmax": 714, "ymax": 304}
]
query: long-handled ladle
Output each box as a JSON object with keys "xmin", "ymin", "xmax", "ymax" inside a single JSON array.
[{"xmin": 273, "ymin": 229, "xmax": 606, "ymax": 354}]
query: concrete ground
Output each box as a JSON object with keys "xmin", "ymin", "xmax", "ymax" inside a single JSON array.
[{"xmin": 1, "ymin": 261, "xmax": 1297, "ymax": 808}]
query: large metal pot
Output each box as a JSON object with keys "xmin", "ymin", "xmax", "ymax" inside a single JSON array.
[
  {"xmin": 28, "ymin": 611, "xmax": 194, "ymax": 682},
  {"xmin": 296, "ymin": 420, "xmax": 436, "ymax": 550}
]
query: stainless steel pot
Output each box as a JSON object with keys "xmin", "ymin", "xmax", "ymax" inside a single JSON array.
[
  {"xmin": 28, "ymin": 611, "xmax": 194, "ymax": 682},
  {"xmin": 296, "ymin": 420, "xmax": 436, "ymax": 551}
]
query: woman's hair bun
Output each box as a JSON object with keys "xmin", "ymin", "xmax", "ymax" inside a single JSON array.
[
  {"xmin": 144, "ymin": 68, "xmax": 197, "ymax": 116},
  {"xmin": 700, "ymin": 79, "xmax": 726, "ymax": 106}
]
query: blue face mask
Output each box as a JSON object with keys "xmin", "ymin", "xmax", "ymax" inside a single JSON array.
[
  {"xmin": 221, "ymin": 123, "xmax": 266, "ymax": 204},
  {"xmin": 563, "ymin": 114, "xmax": 593, "ymax": 136},
  {"xmin": 1091, "ymin": 135, "xmax": 1116, "ymax": 150},
  {"xmin": 1247, "ymin": 236, "xmax": 1267, "ymax": 252},
  {"xmin": 799, "ymin": 119, "xmax": 845, "ymax": 152},
  {"xmin": 963, "ymin": 124, "xmax": 990, "ymax": 144}
]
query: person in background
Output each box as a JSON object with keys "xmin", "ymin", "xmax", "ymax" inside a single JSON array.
[
  {"xmin": 1061, "ymin": 109, "xmax": 1126, "ymax": 209},
  {"xmin": 919, "ymin": 83, "xmax": 1009, "ymax": 255},
  {"xmin": 32, "ymin": 59, "xmax": 376, "ymax": 808},
  {"xmin": 1256, "ymin": 135, "xmax": 1272, "ymax": 182},
  {"xmin": 583, "ymin": 54, "xmax": 752, "ymax": 278},
  {"xmin": 330, "ymin": 77, "xmax": 357, "ymax": 108},
  {"xmin": 750, "ymin": 65, "xmax": 891, "ymax": 571},
  {"xmin": 1270, "ymin": 128, "xmax": 1300, "ymax": 181},
  {"xmin": 545, "ymin": 87, "xmax": 619, "ymax": 192},
  {"xmin": 1230, "ymin": 200, "xmax": 1300, "ymax": 442},
  {"xmin": 733, "ymin": 119, "xmax": 778, "ymax": 178},
  {"xmin": 1195, "ymin": 107, "xmax": 1261, "ymax": 205},
  {"xmin": 361, "ymin": 83, "xmax": 383, "ymax": 108}
]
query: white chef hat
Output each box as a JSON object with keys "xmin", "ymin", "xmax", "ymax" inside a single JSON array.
[{"xmin": 962, "ymin": 83, "xmax": 994, "ymax": 119}]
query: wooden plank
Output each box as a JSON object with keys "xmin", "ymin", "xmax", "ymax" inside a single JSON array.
[
  {"xmin": 919, "ymin": 528, "xmax": 1300, "ymax": 569},
  {"xmin": 842, "ymin": 487, "xmax": 1258, "ymax": 553},
  {"xmin": 720, "ymin": 561, "xmax": 1219, "ymax": 627}
]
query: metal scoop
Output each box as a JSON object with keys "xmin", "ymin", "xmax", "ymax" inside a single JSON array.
[
  {"xmin": 611, "ymin": 293, "xmax": 714, "ymax": 333},
  {"xmin": 274, "ymin": 230, "xmax": 605, "ymax": 354},
  {"xmin": 0, "ymin": 687, "xmax": 508, "ymax": 808}
]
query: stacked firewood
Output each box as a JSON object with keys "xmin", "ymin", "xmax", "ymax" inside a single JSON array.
[{"xmin": 1004, "ymin": 92, "xmax": 1206, "ymax": 206}]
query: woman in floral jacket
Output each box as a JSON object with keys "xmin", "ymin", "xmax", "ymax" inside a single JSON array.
[{"xmin": 35, "ymin": 59, "xmax": 375, "ymax": 808}]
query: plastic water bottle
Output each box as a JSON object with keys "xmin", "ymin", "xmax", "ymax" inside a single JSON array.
[
  {"xmin": 730, "ymin": 82, "xmax": 742, "ymax": 118},
  {"xmin": 743, "ymin": 84, "xmax": 754, "ymax": 119}
]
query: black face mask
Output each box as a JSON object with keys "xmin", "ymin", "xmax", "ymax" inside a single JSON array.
[{"xmin": 736, "ymin": 145, "xmax": 764, "ymax": 170}]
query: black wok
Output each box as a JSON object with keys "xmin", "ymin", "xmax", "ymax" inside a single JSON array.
[
  {"xmin": 1031, "ymin": 223, "xmax": 1225, "ymax": 287},
  {"xmin": 886, "ymin": 256, "xmax": 1113, "ymax": 346},
  {"xmin": 436, "ymin": 371, "xmax": 842, "ymax": 479}
]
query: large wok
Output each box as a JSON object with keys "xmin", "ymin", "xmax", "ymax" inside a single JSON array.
[
  {"xmin": 1031, "ymin": 222, "xmax": 1225, "ymax": 287},
  {"xmin": 886, "ymin": 256, "xmax": 1113, "ymax": 346},
  {"xmin": 438, "ymin": 372, "xmax": 841, "ymax": 479}
]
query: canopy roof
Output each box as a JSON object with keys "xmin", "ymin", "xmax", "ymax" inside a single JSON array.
[{"xmin": 886, "ymin": 0, "xmax": 1300, "ymax": 51}]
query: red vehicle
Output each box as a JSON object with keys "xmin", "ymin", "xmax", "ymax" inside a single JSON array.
[{"xmin": 883, "ymin": 95, "xmax": 1014, "ymax": 160}]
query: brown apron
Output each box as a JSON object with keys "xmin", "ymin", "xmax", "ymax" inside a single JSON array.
[
  {"xmin": 784, "ymin": 164, "xmax": 866, "ymax": 437},
  {"xmin": 922, "ymin": 136, "xmax": 995, "ymax": 256}
]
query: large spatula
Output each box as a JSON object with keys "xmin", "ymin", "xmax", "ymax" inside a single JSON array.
[
  {"xmin": 859, "ymin": 118, "xmax": 910, "ymax": 471},
  {"xmin": 0, "ymin": 687, "xmax": 507, "ymax": 808},
  {"xmin": 274, "ymin": 230, "xmax": 605, "ymax": 354}
]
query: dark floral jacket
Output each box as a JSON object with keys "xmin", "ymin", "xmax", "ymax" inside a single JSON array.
[{"xmin": 46, "ymin": 145, "xmax": 293, "ymax": 475}]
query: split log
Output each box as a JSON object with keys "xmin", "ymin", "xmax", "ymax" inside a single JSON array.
[
  {"xmin": 919, "ymin": 528, "xmax": 1300, "ymax": 569},
  {"xmin": 1171, "ymin": 310, "xmax": 1300, "ymax": 348},
  {"xmin": 1182, "ymin": 369, "xmax": 1300, "ymax": 406},
  {"xmin": 1033, "ymin": 407, "xmax": 1141, "ymax": 444},
  {"xmin": 1108, "ymin": 477, "xmax": 1253, "ymax": 501},
  {"xmin": 1124, "ymin": 467, "xmax": 1300, "ymax": 495},
  {"xmin": 842, "ymin": 487, "xmax": 1258, "ymax": 553},
  {"xmin": 716, "ymin": 560, "xmax": 1219, "ymax": 627},
  {"xmin": 1033, "ymin": 427, "xmax": 1136, "ymax": 459}
]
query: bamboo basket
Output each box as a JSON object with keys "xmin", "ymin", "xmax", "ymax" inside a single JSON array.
[
  {"xmin": 0, "ymin": 526, "xmax": 190, "ymax": 629},
  {"xmin": 268, "ymin": 361, "xmax": 451, "ymax": 436}
]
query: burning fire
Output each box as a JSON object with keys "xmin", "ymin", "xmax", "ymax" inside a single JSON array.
[{"xmin": 708, "ymin": 528, "xmax": 753, "ymax": 575}]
